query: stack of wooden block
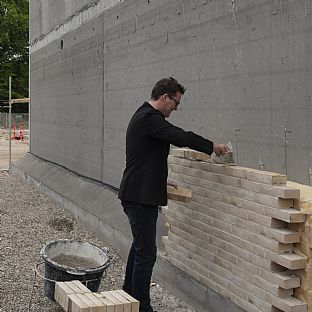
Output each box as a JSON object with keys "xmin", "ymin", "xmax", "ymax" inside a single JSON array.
[
  {"xmin": 163, "ymin": 148, "xmax": 308, "ymax": 312},
  {"xmin": 286, "ymin": 182, "xmax": 312, "ymax": 311},
  {"xmin": 54, "ymin": 280, "xmax": 139, "ymax": 312}
]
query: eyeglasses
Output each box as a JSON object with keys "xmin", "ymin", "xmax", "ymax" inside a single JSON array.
[{"xmin": 168, "ymin": 95, "xmax": 180, "ymax": 108}]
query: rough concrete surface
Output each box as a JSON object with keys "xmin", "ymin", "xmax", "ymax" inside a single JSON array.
[
  {"xmin": 30, "ymin": 0, "xmax": 312, "ymax": 186},
  {"xmin": 0, "ymin": 171, "xmax": 196, "ymax": 312}
]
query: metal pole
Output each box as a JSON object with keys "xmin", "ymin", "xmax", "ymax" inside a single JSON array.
[{"xmin": 9, "ymin": 77, "xmax": 12, "ymax": 172}]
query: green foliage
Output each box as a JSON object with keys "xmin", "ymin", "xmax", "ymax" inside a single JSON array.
[{"xmin": 0, "ymin": 0, "xmax": 29, "ymax": 101}]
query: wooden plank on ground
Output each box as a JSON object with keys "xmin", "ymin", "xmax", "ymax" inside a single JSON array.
[
  {"xmin": 84, "ymin": 293, "xmax": 107, "ymax": 312},
  {"xmin": 100, "ymin": 292, "xmax": 123, "ymax": 312},
  {"xmin": 68, "ymin": 294, "xmax": 89, "ymax": 312},
  {"xmin": 54, "ymin": 282, "xmax": 76, "ymax": 311},
  {"xmin": 65, "ymin": 280, "xmax": 91, "ymax": 294},
  {"xmin": 107, "ymin": 291, "xmax": 131, "ymax": 312},
  {"xmin": 115, "ymin": 290, "xmax": 140, "ymax": 312},
  {"xmin": 76, "ymin": 293, "xmax": 98, "ymax": 312},
  {"xmin": 93, "ymin": 293, "xmax": 114, "ymax": 312},
  {"xmin": 71, "ymin": 280, "xmax": 91, "ymax": 293}
]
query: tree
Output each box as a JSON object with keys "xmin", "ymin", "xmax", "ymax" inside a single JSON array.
[{"xmin": 0, "ymin": 0, "xmax": 29, "ymax": 101}]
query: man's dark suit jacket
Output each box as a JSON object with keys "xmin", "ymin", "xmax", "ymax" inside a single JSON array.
[{"xmin": 118, "ymin": 102, "xmax": 214, "ymax": 206}]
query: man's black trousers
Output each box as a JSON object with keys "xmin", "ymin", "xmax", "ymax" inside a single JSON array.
[{"xmin": 122, "ymin": 201, "xmax": 158, "ymax": 312}]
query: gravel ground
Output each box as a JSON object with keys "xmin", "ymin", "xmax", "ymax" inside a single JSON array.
[{"xmin": 0, "ymin": 171, "xmax": 196, "ymax": 312}]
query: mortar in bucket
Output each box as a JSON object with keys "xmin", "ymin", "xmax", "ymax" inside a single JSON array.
[{"xmin": 40, "ymin": 239, "xmax": 110, "ymax": 300}]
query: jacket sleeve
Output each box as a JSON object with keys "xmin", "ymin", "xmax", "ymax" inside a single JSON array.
[{"xmin": 146, "ymin": 112, "xmax": 214, "ymax": 155}]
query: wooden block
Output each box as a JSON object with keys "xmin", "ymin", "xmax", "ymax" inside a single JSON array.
[
  {"xmin": 260, "ymin": 270, "xmax": 300, "ymax": 289},
  {"xmin": 168, "ymin": 200, "xmax": 293, "ymax": 253},
  {"xmin": 107, "ymin": 291, "xmax": 131, "ymax": 312},
  {"xmin": 164, "ymin": 237, "xmax": 274, "ymax": 311},
  {"xmin": 168, "ymin": 176, "xmax": 292, "ymax": 230},
  {"xmin": 64, "ymin": 280, "xmax": 91, "ymax": 294},
  {"xmin": 164, "ymin": 206, "xmax": 280, "ymax": 271},
  {"xmin": 273, "ymin": 253, "xmax": 307, "ymax": 270},
  {"xmin": 167, "ymin": 185, "xmax": 192, "ymax": 202},
  {"xmin": 170, "ymin": 149, "xmax": 186, "ymax": 158},
  {"xmin": 168, "ymin": 155, "xmax": 247, "ymax": 178},
  {"xmin": 93, "ymin": 293, "xmax": 114, "ymax": 312},
  {"xmin": 71, "ymin": 280, "xmax": 92, "ymax": 293},
  {"xmin": 267, "ymin": 294, "xmax": 307, "ymax": 312},
  {"xmin": 165, "ymin": 212, "xmax": 276, "ymax": 272},
  {"xmin": 76, "ymin": 293, "xmax": 98, "ymax": 312},
  {"xmin": 68, "ymin": 294, "xmax": 90, "ymax": 312},
  {"xmin": 287, "ymin": 181, "xmax": 312, "ymax": 212},
  {"xmin": 166, "ymin": 228, "xmax": 293, "ymax": 298},
  {"xmin": 169, "ymin": 159, "xmax": 299, "ymax": 199},
  {"xmin": 182, "ymin": 197, "xmax": 293, "ymax": 249},
  {"xmin": 259, "ymin": 184, "xmax": 300, "ymax": 199},
  {"xmin": 267, "ymin": 228, "xmax": 300, "ymax": 244},
  {"xmin": 266, "ymin": 208, "xmax": 306, "ymax": 223},
  {"xmin": 171, "ymin": 148, "xmax": 211, "ymax": 162},
  {"xmin": 54, "ymin": 282, "xmax": 76, "ymax": 311},
  {"xmin": 164, "ymin": 236, "xmax": 278, "ymax": 312},
  {"xmin": 246, "ymin": 170, "xmax": 287, "ymax": 186},
  {"xmin": 169, "ymin": 170, "xmax": 293, "ymax": 209},
  {"xmin": 101, "ymin": 292, "xmax": 123, "ymax": 312},
  {"xmin": 84, "ymin": 293, "xmax": 107, "ymax": 312},
  {"xmin": 115, "ymin": 290, "xmax": 140, "ymax": 312}
]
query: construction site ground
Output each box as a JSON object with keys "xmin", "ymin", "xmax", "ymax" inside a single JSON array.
[
  {"xmin": 0, "ymin": 156, "xmax": 195, "ymax": 311},
  {"xmin": 0, "ymin": 128, "xmax": 29, "ymax": 170}
]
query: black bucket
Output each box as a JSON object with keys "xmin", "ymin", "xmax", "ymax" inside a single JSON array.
[{"xmin": 40, "ymin": 239, "xmax": 110, "ymax": 300}]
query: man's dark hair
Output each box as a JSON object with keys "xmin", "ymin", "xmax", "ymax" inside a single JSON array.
[{"xmin": 151, "ymin": 77, "xmax": 186, "ymax": 100}]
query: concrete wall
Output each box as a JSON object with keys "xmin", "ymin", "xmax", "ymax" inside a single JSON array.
[
  {"xmin": 30, "ymin": 0, "xmax": 312, "ymax": 186},
  {"xmin": 28, "ymin": 0, "xmax": 312, "ymax": 310},
  {"xmin": 30, "ymin": 0, "xmax": 92, "ymax": 42}
]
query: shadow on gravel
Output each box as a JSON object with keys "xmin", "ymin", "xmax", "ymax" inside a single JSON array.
[{"xmin": 47, "ymin": 217, "xmax": 74, "ymax": 233}]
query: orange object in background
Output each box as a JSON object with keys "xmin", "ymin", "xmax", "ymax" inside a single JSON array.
[
  {"xmin": 13, "ymin": 125, "xmax": 16, "ymax": 140},
  {"xmin": 19, "ymin": 123, "xmax": 23, "ymax": 141}
]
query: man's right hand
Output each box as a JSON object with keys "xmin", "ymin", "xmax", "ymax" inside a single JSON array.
[{"xmin": 213, "ymin": 143, "xmax": 229, "ymax": 156}]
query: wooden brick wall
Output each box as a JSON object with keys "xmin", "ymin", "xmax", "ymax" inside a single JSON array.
[{"xmin": 163, "ymin": 148, "xmax": 309, "ymax": 312}]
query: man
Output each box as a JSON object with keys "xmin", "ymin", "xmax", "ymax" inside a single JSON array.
[{"xmin": 118, "ymin": 77, "xmax": 228, "ymax": 312}]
